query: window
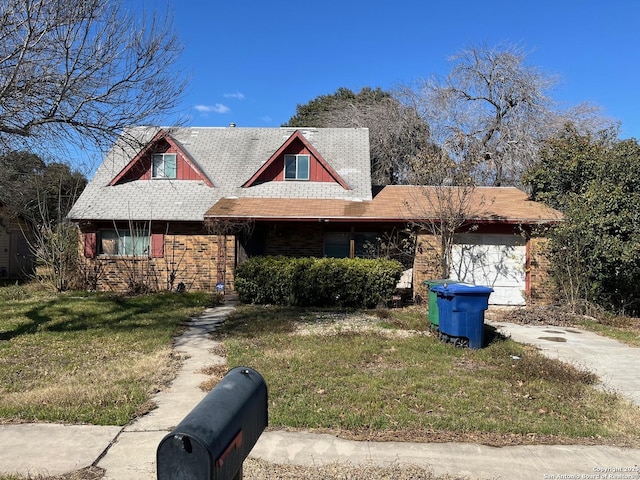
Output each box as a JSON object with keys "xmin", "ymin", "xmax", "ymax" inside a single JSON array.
[
  {"xmin": 152, "ymin": 153, "xmax": 177, "ymax": 179},
  {"xmin": 355, "ymin": 233, "xmax": 380, "ymax": 258},
  {"xmin": 324, "ymin": 233, "xmax": 350, "ymax": 258},
  {"xmin": 99, "ymin": 229, "xmax": 150, "ymax": 256},
  {"xmin": 284, "ymin": 154, "xmax": 310, "ymax": 181},
  {"xmin": 323, "ymin": 232, "xmax": 380, "ymax": 258}
]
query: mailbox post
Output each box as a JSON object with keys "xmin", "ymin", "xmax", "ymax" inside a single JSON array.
[{"xmin": 157, "ymin": 366, "xmax": 268, "ymax": 480}]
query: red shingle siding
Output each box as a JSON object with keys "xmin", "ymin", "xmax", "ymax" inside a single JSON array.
[{"xmin": 252, "ymin": 143, "xmax": 338, "ymax": 184}]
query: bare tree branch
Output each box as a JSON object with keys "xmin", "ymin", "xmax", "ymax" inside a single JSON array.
[
  {"xmin": 0, "ymin": 0, "xmax": 186, "ymax": 153},
  {"xmin": 400, "ymin": 43, "xmax": 616, "ymax": 187}
]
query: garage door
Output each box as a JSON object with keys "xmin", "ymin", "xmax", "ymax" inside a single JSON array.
[{"xmin": 450, "ymin": 234, "xmax": 526, "ymax": 305}]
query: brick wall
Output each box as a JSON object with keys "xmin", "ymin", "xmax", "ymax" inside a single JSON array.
[
  {"xmin": 412, "ymin": 233, "xmax": 444, "ymax": 304},
  {"xmin": 528, "ymin": 236, "xmax": 556, "ymax": 304},
  {"xmin": 266, "ymin": 224, "xmax": 324, "ymax": 257},
  {"xmin": 80, "ymin": 232, "xmax": 235, "ymax": 293}
]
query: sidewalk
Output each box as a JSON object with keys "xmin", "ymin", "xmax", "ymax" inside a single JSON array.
[
  {"xmin": 0, "ymin": 304, "xmax": 638, "ymax": 479},
  {"xmin": 487, "ymin": 319, "xmax": 640, "ymax": 405}
]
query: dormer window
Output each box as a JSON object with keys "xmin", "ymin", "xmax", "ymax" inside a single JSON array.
[
  {"xmin": 152, "ymin": 153, "xmax": 177, "ymax": 179},
  {"xmin": 284, "ymin": 154, "xmax": 310, "ymax": 181}
]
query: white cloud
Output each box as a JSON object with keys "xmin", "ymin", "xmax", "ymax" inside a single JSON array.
[
  {"xmin": 224, "ymin": 92, "xmax": 245, "ymax": 100},
  {"xmin": 194, "ymin": 104, "xmax": 230, "ymax": 114}
]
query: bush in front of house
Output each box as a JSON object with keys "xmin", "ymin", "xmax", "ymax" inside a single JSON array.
[{"xmin": 235, "ymin": 256, "xmax": 403, "ymax": 308}]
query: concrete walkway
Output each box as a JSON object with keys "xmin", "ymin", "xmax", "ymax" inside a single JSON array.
[
  {"xmin": 487, "ymin": 320, "xmax": 640, "ymax": 405},
  {"xmin": 0, "ymin": 304, "xmax": 638, "ymax": 480}
]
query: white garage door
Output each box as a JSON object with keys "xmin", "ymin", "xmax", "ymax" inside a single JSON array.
[{"xmin": 450, "ymin": 234, "xmax": 526, "ymax": 305}]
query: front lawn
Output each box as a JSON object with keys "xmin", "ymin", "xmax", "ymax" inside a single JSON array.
[
  {"xmin": 1, "ymin": 286, "xmax": 638, "ymax": 448},
  {"xmin": 215, "ymin": 305, "xmax": 640, "ymax": 446},
  {"xmin": 0, "ymin": 286, "xmax": 210, "ymax": 425}
]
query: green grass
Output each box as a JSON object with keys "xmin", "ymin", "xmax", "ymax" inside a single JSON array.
[
  {"xmin": 0, "ymin": 286, "xmax": 211, "ymax": 425},
  {"xmin": 575, "ymin": 318, "xmax": 640, "ymax": 347},
  {"xmin": 216, "ymin": 305, "xmax": 640, "ymax": 444}
]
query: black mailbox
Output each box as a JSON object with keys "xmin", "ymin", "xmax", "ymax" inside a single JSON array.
[{"xmin": 157, "ymin": 366, "xmax": 268, "ymax": 480}]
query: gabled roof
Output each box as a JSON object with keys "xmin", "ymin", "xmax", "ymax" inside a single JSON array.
[
  {"xmin": 68, "ymin": 127, "xmax": 372, "ymax": 222},
  {"xmin": 243, "ymin": 130, "xmax": 350, "ymax": 189},
  {"xmin": 205, "ymin": 186, "xmax": 563, "ymax": 224},
  {"xmin": 108, "ymin": 129, "xmax": 214, "ymax": 187}
]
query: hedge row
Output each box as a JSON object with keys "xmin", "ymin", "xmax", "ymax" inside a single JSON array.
[{"xmin": 235, "ymin": 256, "xmax": 404, "ymax": 308}]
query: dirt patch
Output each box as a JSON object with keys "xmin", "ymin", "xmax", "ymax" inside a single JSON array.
[
  {"xmin": 198, "ymin": 363, "xmax": 227, "ymax": 392},
  {"xmin": 486, "ymin": 305, "xmax": 583, "ymax": 327},
  {"xmin": 292, "ymin": 311, "xmax": 430, "ymax": 339}
]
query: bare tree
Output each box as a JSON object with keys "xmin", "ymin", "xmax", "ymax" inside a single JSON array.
[
  {"xmin": 0, "ymin": 0, "xmax": 186, "ymax": 153},
  {"xmin": 286, "ymin": 87, "xmax": 432, "ymax": 185},
  {"xmin": 323, "ymin": 97, "xmax": 431, "ymax": 185},
  {"xmin": 400, "ymin": 43, "xmax": 613, "ymax": 187},
  {"xmin": 406, "ymin": 152, "xmax": 485, "ymax": 278}
]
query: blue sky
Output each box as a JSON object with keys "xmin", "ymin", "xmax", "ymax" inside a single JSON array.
[{"xmin": 165, "ymin": 0, "xmax": 639, "ymax": 139}]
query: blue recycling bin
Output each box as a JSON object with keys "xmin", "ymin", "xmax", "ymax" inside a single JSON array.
[{"xmin": 430, "ymin": 283, "xmax": 493, "ymax": 349}]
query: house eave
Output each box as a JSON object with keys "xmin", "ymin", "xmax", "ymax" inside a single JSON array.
[{"xmin": 204, "ymin": 214, "xmax": 562, "ymax": 225}]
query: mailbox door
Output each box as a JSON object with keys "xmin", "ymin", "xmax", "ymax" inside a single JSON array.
[{"xmin": 157, "ymin": 435, "xmax": 211, "ymax": 479}]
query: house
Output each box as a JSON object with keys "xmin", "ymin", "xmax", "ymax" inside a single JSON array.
[
  {"xmin": 0, "ymin": 203, "xmax": 35, "ymax": 280},
  {"xmin": 68, "ymin": 126, "xmax": 561, "ymax": 304}
]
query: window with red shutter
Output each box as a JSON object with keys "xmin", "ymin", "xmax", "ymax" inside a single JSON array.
[
  {"xmin": 151, "ymin": 233, "xmax": 164, "ymax": 258},
  {"xmin": 84, "ymin": 232, "xmax": 97, "ymax": 258}
]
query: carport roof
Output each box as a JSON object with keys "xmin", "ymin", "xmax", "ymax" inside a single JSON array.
[{"xmin": 205, "ymin": 186, "xmax": 563, "ymax": 224}]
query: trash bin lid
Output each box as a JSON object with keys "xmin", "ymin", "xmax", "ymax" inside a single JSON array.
[{"xmin": 431, "ymin": 283, "xmax": 493, "ymax": 295}]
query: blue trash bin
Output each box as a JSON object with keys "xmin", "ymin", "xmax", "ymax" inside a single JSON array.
[{"xmin": 431, "ymin": 283, "xmax": 493, "ymax": 349}]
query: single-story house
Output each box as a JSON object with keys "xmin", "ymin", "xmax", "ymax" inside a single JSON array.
[
  {"xmin": 0, "ymin": 203, "xmax": 35, "ymax": 279},
  {"xmin": 68, "ymin": 126, "xmax": 562, "ymax": 305}
]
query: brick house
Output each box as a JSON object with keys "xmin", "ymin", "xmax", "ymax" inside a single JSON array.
[{"xmin": 68, "ymin": 126, "xmax": 561, "ymax": 304}]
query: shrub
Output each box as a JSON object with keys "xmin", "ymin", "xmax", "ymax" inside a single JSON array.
[{"xmin": 235, "ymin": 256, "xmax": 403, "ymax": 308}]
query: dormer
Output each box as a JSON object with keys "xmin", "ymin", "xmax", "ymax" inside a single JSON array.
[
  {"xmin": 109, "ymin": 130, "xmax": 213, "ymax": 186},
  {"xmin": 242, "ymin": 130, "xmax": 350, "ymax": 189}
]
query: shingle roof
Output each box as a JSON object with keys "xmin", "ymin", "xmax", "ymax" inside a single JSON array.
[
  {"xmin": 68, "ymin": 127, "xmax": 372, "ymax": 221},
  {"xmin": 205, "ymin": 185, "xmax": 563, "ymax": 224}
]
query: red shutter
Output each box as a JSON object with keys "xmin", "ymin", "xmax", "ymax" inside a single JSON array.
[
  {"xmin": 151, "ymin": 233, "xmax": 164, "ymax": 258},
  {"xmin": 84, "ymin": 232, "xmax": 97, "ymax": 258}
]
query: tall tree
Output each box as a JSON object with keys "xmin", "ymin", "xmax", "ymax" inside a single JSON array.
[
  {"xmin": 524, "ymin": 131, "xmax": 640, "ymax": 314},
  {"xmin": 0, "ymin": 0, "xmax": 186, "ymax": 152},
  {"xmin": 0, "ymin": 151, "xmax": 87, "ymax": 291},
  {"xmin": 523, "ymin": 123, "xmax": 617, "ymax": 210},
  {"xmin": 0, "ymin": 151, "xmax": 86, "ymax": 226},
  {"xmin": 403, "ymin": 43, "xmax": 611, "ymax": 187},
  {"xmin": 286, "ymin": 87, "xmax": 432, "ymax": 185}
]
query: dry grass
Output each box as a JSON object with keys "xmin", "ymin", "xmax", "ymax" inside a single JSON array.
[
  {"xmin": 243, "ymin": 458, "xmax": 467, "ymax": 479},
  {"xmin": 0, "ymin": 467, "xmax": 104, "ymax": 480},
  {"xmin": 0, "ymin": 461, "xmax": 467, "ymax": 480},
  {"xmin": 213, "ymin": 304, "xmax": 640, "ymax": 447},
  {"xmin": 0, "ymin": 290, "xmax": 210, "ymax": 424},
  {"xmin": 198, "ymin": 363, "xmax": 227, "ymax": 391}
]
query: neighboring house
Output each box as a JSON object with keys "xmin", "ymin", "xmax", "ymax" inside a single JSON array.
[
  {"xmin": 68, "ymin": 126, "xmax": 561, "ymax": 305},
  {"xmin": 0, "ymin": 203, "xmax": 35, "ymax": 280}
]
